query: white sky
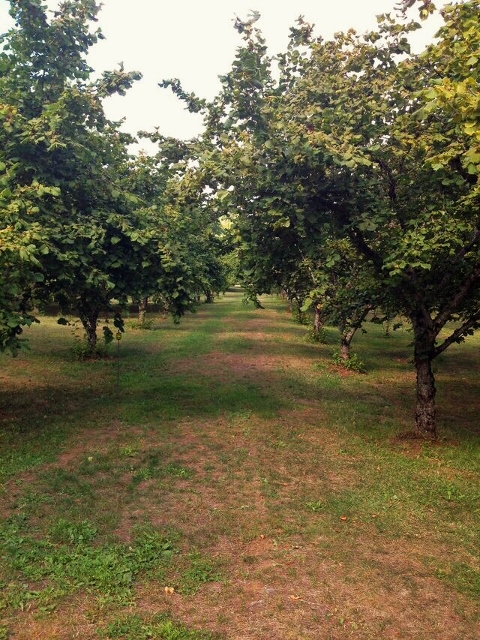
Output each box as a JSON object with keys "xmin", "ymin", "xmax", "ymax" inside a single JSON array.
[{"xmin": 0, "ymin": 0, "xmax": 449, "ymax": 151}]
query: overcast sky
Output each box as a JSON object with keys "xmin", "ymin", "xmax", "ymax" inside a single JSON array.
[{"xmin": 1, "ymin": 0, "xmax": 449, "ymax": 150}]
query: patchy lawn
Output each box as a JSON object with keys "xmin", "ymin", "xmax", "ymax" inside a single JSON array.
[{"xmin": 1, "ymin": 290, "xmax": 479, "ymax": 639}]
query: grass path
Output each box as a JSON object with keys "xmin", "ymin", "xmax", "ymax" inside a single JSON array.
[{"xmin": 0, "ymin": 290, "xmax": 479, "ymax": 639}]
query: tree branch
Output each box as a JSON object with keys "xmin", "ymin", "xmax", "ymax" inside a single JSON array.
[
  {"xmin": 433, "ymin": 308, "xmax": 480, "ymax": 358},
  {"xmin": 436, "ymin": 228, "xmax": 480, "ymax": 295},
  {"xmin": 374, "ymin": 157, "xmax": 397, "ymax": 206},
  {"xmin": 434, "ymin": 261, "xmax": 480, "ymax": 332},
  {"xmin": 348, "ymin": 228, "xmax": 384, "ymax": 271}
]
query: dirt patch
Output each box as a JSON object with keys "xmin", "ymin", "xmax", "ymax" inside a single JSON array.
[
  {"xmin": 2, "ymin": 296, "xmax": 479, "ymax": 639},
  {"xmin": 132, "ymin": 536, "xmax": 479, "ymax": 640}
]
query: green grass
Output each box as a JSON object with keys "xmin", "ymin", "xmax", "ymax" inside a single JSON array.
[
  {"xmin": 98, "ymin": 612, "xmax": 220, "ymax": 639},
  {"xmin": 0, "ymin": 290, "xmax": 479, "ymax": 638},
  {"xmin": 0, "ymin": 519, "xmax": 176, "ymax": 608}
]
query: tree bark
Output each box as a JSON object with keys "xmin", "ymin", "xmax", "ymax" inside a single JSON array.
[
  {"xmin": 138, "ymin": 296, "xmax": 148, "ymax": 326},
  {"xmin": 414, "ymin": 354, "xmax": 437, "ymax": 439},
  {"xmin": 79, "ymin": 308, "xmax": 99, "ymax": 354},
  {"xmin": 338, "ymin": 304, "xmax": 372, "ymax": 362},
  {"xmin": 411, "ymin": 312, "xmax": 438, "ymax": 439},
  {"xmin": 313, "ymin": 305, "xmax": 323, "ymax": 338},
  {"xmin": 340, "ymin": 328, "xmax": 356, "ymax": 361}
]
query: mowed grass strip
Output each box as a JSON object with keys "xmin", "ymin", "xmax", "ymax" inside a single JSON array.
[{"xmin": 0, "ymin": 289, "xmax": 479, "ymax": 639}]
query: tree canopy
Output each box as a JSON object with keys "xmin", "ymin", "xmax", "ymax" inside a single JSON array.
[
  {"xmin": 0, "ymin": 0, "xmax": 229, "ymax": 355},
  {"xmin": 162, "ymin": 1, "xmax": 480, "ymax": 438},
  {"xmin": 1, "ymin": 0, "xmax": 479, "ymax": 438}
]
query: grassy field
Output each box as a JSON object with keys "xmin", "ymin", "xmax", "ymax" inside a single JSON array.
[{"xmin": 0, "ymin": 289, "xmax": 479, "ymax": 639}]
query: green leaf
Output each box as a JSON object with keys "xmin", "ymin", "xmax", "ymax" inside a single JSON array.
[{"xmin": 300, "ymin": 297, "xmax": 313, "ymax": 312}]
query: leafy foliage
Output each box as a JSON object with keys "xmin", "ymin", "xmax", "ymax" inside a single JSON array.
[
  {"xmin": 0, "ymin": 0, "xmax": 233, "ymax": 356},
  {"xmin": 161, "ymin": 2, "xmax": 480, "ymax": 438}
]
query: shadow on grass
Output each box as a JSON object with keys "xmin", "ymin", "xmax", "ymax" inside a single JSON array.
[{"xmin": 1, "ymin": 291, "xmax": 479, "ymax": 486}]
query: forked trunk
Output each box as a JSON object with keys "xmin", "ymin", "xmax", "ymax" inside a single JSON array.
[
  {"xmin": 339, "ymin": 305, "xmax": 372, "ymax": 362},
  {"xmin": 340, "ymin": 332, "xmax": 353, "ymax": 361},
  {"xmin": 79, "ymin": 309, "xmax": 99, "ymax": 354}
]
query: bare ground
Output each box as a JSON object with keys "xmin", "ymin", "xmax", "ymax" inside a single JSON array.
[{"xmin": 1, "ymin": 301, "xmax": 479, "ymax": 639}]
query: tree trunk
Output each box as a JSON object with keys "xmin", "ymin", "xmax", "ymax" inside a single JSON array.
[
  {"xmin": 340, "ymin": 330, "xmax": 354, "ymax": 361},
  {"xmin": 138, "ymin": 297, "xmax": 148, "ymax": 326},
  {"xmin": 411, "ymin": 313, "xmax": 438, "ymax": 439},
  {"xmin": 205, "ymin": 290, "xmax": 214, "ymax": 304},
  {"xmin": 79, "ymin": 309, "xmax": 99, "ymax": 354},
  {"xmin": 383, "ymin": 319, "xmax": 391, "ymax": 338},
  {"xmin": 338, "ymin": 304, "xmax": 372, "ymax": 363},
  {"xmin": 414, "ymin": 355, "xmax": 437, "ymax": 439},
  {"xmin": 313, "ymin": 305, "xmax": 323, "ymax": 338}
]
